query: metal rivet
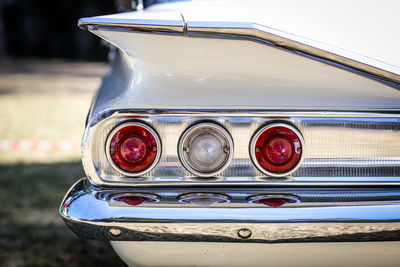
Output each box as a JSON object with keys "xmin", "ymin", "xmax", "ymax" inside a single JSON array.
[
  {"xmin": 109, "ymin": 228, "xmax": 122, "ymax": 237},
  {"xmin": 224, "ymin": 146, "xmax": 230, "ymax": 153},
  {"xmin": 237, "ymin": 228, "xmax": 252, "ymax": 239},
  {"xmin": 255, "ymin": 147, "xmax": 260, "ymax": 152}
]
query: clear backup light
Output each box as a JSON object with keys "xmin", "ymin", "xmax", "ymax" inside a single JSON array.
[
  {"xmin": 250, "ymin": 123, "xmax": 304, "ymax": 177},
  {"xmin": 106, "ymin": 122, "xmax": 161, "ymax": 176},
  {"xmin": 178, "ymin": 122, "xmax": 234, "ymax": 177},
  {"xmin": 178, "ymin": 193, "xmax": 230, "ymax": 206}
]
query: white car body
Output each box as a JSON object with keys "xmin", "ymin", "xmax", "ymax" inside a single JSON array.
[{"xmin": 60, "ymin": 1, "xmax": 400, "ymax": 266}]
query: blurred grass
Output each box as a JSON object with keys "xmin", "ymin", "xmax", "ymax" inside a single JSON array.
[
  {"xmin": 0, "ymin": 94, "xmax": 91, "ymax": 141},
  {"xmin": 0, "ymin": 59, "xmax": 124, "ymax": 266},
  {"xmin": 0, "ymin": 162, "xmax": 124, "ymax": 266}
]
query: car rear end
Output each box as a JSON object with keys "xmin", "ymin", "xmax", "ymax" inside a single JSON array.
[{"xmin": 60, "ymin": 1, "xmax": 400, "ymax": 266}]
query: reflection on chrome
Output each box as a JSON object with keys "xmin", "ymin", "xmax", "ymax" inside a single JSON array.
[{"xmin": 60, "ymin": 179, "xmax": 400, "ymax": 242}]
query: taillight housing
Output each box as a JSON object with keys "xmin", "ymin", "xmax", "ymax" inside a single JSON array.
[
  {"xmin": 250, "ymin": 123, "xmax": 304, "ymax": 176},
  {"xmin": 106, "ymin": 122, "xmax": 161, "ymax": 176},
  {"xmin": 178, "ymin": 122, "xmax": 233, "ymax": 177}
]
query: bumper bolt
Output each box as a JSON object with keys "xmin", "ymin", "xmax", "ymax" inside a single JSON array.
[
  {"xmin": 237, "ymin": 228, "xmax": 252, "ymax": 239},
  {"xmin": 109, "ymin": 228, "xmax": 122, "ymax": 237}
]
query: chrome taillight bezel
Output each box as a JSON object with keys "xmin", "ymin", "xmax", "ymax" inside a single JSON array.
[
  {"xmin": 105, "ymin": 122, "xmax": 162, "ymax": 177},
  {"xmin": 250, "ymin": 123, "xmax": 305, "ymax": 177},
  {"xmin": 82, "ymin": 109, "xmax": 400, "ymax": 187},
  {"xmin": 178, "ymin": 122, "xmax": 234, "ymax": 177}
]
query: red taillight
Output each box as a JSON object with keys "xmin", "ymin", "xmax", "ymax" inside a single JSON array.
[
  {"xmin": 107, "ymin": 122, "xmax": 161, "ymax": 176},
  {"xmin": 251, "ymin": 123, "xmax": 304, "ymax": 176},
  {"xmin": 112, "ymin": 193, "xmax": 160, "ymax": 206},
  {"xmin": 118, "ymin": 196, "xmax": 149, "ymax": 206},
  {"xmin": 248, "ymin": 194, "xmax": 300, "ymax": 207},
  {"xmin": 258, "ymin": 198, "xmax": 291, "ymax": 207},
  {"xmin": 120, "ymin": 136, "xmax": 147, "ymax": 163}
]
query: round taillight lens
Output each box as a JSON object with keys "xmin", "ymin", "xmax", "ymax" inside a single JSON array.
[
  {"xmin": 250, "ymin": 123, "xmax": 304, "ymax": 176},
  {"xmin": 178, "ymin": 123, "xmax": 233, "ymax": 177},
  {"xmin": 106, "ymin": 122, "xmax": 161, "ymax": 176}
]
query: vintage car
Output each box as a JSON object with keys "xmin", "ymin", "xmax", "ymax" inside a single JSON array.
[{"xmin": 60, "ymin": 0, "xmax": 400, "ymax": 266}]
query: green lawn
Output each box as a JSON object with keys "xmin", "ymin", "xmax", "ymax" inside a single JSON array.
[
  {"xmin": 0, "ymin": 162, "xmax": 123, "ymax": 266},
  {"xmin": 0, "ymin": 60, "xmax": 124, "ymax": 266}
]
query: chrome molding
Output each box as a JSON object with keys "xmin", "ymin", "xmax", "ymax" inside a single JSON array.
[
  {"xmin": 89, "ymin": 109, "xmax": 400, "ymax": 118},
  {"xmin": 82, "ymin": 109, "xmax": 400, "ymax": 187},
  {"xmin": 78, "ymin": 14, "xmax": 184, "ymax": 35},
  {"xmin": 60, "ymin": 178, "xmax": 400, "ymax": 242},
  {"xmin": 78, "ymin": 15, "xmax": 400, "ymax": 86}
]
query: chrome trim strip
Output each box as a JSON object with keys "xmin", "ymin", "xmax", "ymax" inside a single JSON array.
[
  {"xmin": 86, "ymin": 25, "xmax": 183, "ymax": 36},
  {"xmin": 60, "ymin": 179, "xmax": 400, "ymax": 242},
  {"xmin": 78, "ymin": 16, "xmax": 184, "ymax": 35},
  {"xmin": 83, "ymin": 179, "xmax": 400, "ymax": 188},
  {"xmin": 90, "ymin": 109, "xmax": 400, "ymax": 121},
  {"xmin": 66, "ymin": 221, "xmax": 400, "ymax": 243}
]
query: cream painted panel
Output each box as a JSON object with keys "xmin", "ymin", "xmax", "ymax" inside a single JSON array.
[{"xmin": 111, "ymin": 241, "xmax": 400, "ymax": 267}]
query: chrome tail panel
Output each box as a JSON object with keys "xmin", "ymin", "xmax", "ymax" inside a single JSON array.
[{"xmin": 82, "ymin": 109, "xmax": 400, "ymax": 186}]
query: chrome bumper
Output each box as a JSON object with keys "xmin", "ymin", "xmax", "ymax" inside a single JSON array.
[{"xmin": 60, "ymin": 178, "xmax": 400, "ymax": 243}]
